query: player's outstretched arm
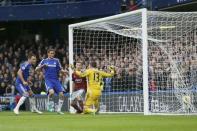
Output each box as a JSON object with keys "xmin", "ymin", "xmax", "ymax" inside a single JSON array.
[
  {"xmin": 75, "ymin": 70, "xmax": 89, "ymax": 77},
  {"xmin": 101, "ymin": 66, "xmax": 115, "ymax": 77},
  {"xmin": 35, "ymin": 64, "xmax": 47, "ymax": 72}
]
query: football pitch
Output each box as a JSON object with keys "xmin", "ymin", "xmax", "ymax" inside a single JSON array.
[{"xmin": 0, "ymin": 112, "xmax": 197, "ymax": 131}]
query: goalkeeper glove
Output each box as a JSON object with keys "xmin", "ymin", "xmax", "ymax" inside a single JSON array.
[
  {"xmin": 69, "ymin": 64, "xmax": 75, "ymax": 70},
  {"xmin": 109, "ymin": 66, "xmax": 115, "ymax": 70},
  {"xmin": 109, "ymin": 66, "xmax": 116, "ymax": 74}
]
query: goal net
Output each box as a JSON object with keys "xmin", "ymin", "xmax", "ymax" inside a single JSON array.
[{"xmin": 69, "ymin": 9, "xmax": 197, "ymax": 115}]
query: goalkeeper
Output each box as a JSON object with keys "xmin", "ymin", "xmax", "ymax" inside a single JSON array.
[{"xmin": 72, "ymin": 61, "xmax": 115, "ymax": 114}]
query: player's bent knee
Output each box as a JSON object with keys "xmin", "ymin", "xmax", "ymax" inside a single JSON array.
[
  {"xmin": 59, "ymin": 92, "xmax": 64, "ymax": 98},
  {"xmin": 76, "ymin": 96, "xmax": 81, "ymax": 101},
  {"xmin": 22, "ymin": 92, "xmax": 29, "ymax": 97},
  {"xmin": 49, "ymin": 89, "xmax": 55, "ymax": 95},
  {"xmin": 29, "ymin": 94, "xmax": 34, "ymax": 97},
  {"xmin": 29, "ymin": 91, "xmax": 34, "ymax": 97}
]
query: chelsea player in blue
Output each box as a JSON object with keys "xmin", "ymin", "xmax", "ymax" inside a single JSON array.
[
  {"xmin": 35, "ymin": 49, "xmax": 67, "ymax": 114},
  {"xmin": 14, "ymin": 53, "xmax": 42, "ymax": 115}
]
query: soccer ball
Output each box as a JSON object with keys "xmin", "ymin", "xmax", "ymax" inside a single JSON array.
[
  {"xmin": 182, "ymin": 95, "xmax": 191, "ymax": 104},
  {"xmin": 70, "ymin": 106, "xmax": 77, "ymax": 114}
]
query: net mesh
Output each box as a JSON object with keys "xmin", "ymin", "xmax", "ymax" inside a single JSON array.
[
  {"xmin": 70, "ymin": 10, "xmax": 197, "ymax": 114},
  {"xmin": 148, "ymin": 11, "xmax": 197, "ymax": 113}
]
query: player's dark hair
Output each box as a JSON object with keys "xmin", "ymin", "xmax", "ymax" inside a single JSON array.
[
  {"xmin": 28, "ymin": 53, "xmax": 36, "ymax": 59},
  {"xmin": 47, "ymin": 48, "xmax": 55, "ymax": 53},
  {"xmin": 91, "ymin": 61, "xmax": 97, "ymax": 68}
]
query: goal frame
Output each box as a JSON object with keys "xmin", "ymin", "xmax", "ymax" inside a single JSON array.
[{"xmin": 68, "ymin": 8, "xmax": 149, "ymax": 115}]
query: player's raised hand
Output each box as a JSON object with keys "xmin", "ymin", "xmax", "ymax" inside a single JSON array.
[
  {"xmin": 108, "ymin": 66, "xmax": 116, "ymax": 74},
  {"xmin": 109, "ymin": 66, "xmax": 115, "ymax": 70},
  {"xmin": 69, "ymin": 64, "xmax": 75, "ymax": 70}
]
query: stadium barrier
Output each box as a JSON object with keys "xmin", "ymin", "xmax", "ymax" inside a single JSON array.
[
  {"xmin": 25, "ymin": 94, "xmax": 70, "ymax": 112},
  {"xmin": 1, "ymin": 90, "xmax": 197, "ymax": 113},
  {"xmin": 100, "ymin": 89, "xmax": 197, "ymax": 113}
]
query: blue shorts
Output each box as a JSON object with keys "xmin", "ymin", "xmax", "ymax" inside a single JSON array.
[
  {"xmin": 45, "ymin": 79, "xmax": 65, "ymax": 94},
  {"xmin": 15, "ymin": 82, "xmax": 31, "ymax": 97}
]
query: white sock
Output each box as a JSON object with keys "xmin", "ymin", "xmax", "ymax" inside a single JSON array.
[
  {"xmin": 47, "ymin": 96, "xmax": 54, "ymax": 111},
  {"xmin": 57, "ymin": 99, "xmax": 64, "ymax": 112},
  {"xmin": 15, "ymin": 96, "xmax": 26, "ymax": 110}
]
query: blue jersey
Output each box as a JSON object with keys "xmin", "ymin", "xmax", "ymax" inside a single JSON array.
[
  {"xmin": 16, "ymin": 61, "xmax": 32, "ymax": 84},
  {"xmin": 38, "ymin": 58, "xmax": 62, "ymax": 80}
]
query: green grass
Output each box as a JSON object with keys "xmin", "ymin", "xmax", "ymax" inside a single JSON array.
[{"xmin": 0, "ymin": 112, "xmax": 197, "ymax": 131}]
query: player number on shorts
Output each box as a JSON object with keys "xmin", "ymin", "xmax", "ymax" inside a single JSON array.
[{"xmin": 94, "ymin": 73, "xmax": 100, "ymax": 82}]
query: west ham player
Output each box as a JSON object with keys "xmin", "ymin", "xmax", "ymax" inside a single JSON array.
[
  {"xmin": 35, "ymin": 49, "xmax": 67, "ymax": 114},
  {"xmin": 71, "ymin": 62, "xmax": 87, "ymax": 113},
  {"xmin": 14, "ymin": 53, "xmax": 42, "ymax": 115}
]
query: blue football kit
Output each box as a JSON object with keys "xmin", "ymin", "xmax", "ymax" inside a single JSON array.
[
  {"xmin": 38, "ymin": 58, "xmax": 64, "ymax": 93},
  {"xmin": 15, "ymin": 61, "xmax": 32, "ymax": 96}
]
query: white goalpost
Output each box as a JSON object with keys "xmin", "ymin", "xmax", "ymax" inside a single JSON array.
[{"xmin": 69, "ymin": 8, "xmax": 197, "ymax": 115}]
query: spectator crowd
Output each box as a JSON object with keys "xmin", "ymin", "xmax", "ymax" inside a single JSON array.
[{"xmin": 73, "ymin": 29, "xmax": 197, "ymax": 92}]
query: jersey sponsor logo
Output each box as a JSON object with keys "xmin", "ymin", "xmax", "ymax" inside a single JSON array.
[
  {"xmin": 45, "ymin": 61, "xmax": 57, "ymax": 67},
  {"xmin": 75, "ymin": 79, "xmax": 82, "ymax": 83},
  {"xmin": 118, "ymin": 95, "xmax": 143, "ymax": 112},
  {"xmin": 47, "ymin": 64, "xmax": 57, "ymax": 67}
]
